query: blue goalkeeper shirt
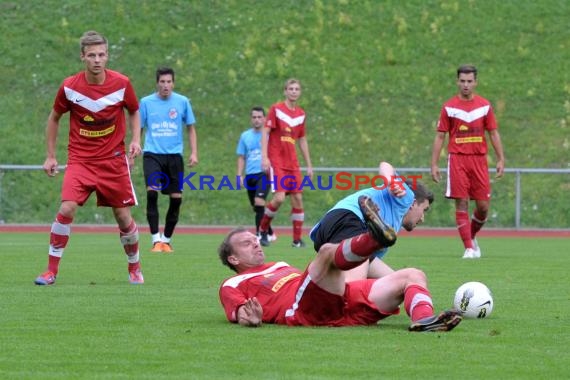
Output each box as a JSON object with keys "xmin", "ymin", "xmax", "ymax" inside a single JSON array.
[
  {"xmin": 140, "ymin": 92, "xmax": 196, "ymax": 155},
  {"xmin": 236, "ymin": 128, "xmax": 263, "ymax": 175},
  {"xmin": 310, "ymin": 181, "xmax": 414, "ymax": 259}
]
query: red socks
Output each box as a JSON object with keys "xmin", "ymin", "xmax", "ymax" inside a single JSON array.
[
  {"xmin": 291, "ymin": 208, "xmax": 304, "ymax": 241},
  {"xmin": 120, "ymin": 220, "xmax": 140, "ymax": 272},
  {"xmin": 47, "ymin": 213, "xmax": 73, "ymax": 275},
  {"xmin": 260, "ymin": 203, "xmax": 278, "ymax": 232},
  {"xmin": 455, "ymin": 210, "xmax": 473, "ymax": 249},
  {"xmin": 333, "ymin": 232, "xmax": 381, "ymax": 270},
  {"xmin": 471, "ymin": 209, "xmax": 487, "ymax": 239},
  {"xmin": 404, "ymin": 284, "xmax": 434, "ymax": 322}
]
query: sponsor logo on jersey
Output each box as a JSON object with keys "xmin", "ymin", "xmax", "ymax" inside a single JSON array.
[
  {"xmin": 271, "ymin": 273, "xmax": 301, "ymax": 292},
  {"xmin": 81, "ymin": 115, "xmax": 115, "ymax": 127},
  {"xmin": 455, "ymin": 136, "xmax": 483, "ymax": 144},
  {"xmin": 79, "ymin": 125, "xmax": 116, "ymax": 138}
]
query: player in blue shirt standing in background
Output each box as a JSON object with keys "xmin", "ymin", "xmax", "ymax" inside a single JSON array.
[
  {"xmin": 140, "ymin": 67, "xmax": 198, "ymax": 253},
  {"xmin": 236, "ymin": 107, "xmax": 276, "ymax": 241}
]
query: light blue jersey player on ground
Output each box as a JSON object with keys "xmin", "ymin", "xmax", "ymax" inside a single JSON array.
[{"xmin": 310, "ymin": 161, "xmax": 434, "ymax": 280}]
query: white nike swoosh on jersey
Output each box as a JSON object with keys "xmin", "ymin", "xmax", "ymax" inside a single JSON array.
[
  {"xmin": 444, "ymin": 106, "xmax": 489, "ymax": 123},
  {"xmin": 64, "ymin": 87, "xmax": 126, "ymax": 113},
  {"xmin": 276, "ymin": 109, "xmax": 305, "ymax": 127}
]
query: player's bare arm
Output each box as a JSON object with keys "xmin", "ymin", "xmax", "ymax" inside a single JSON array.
[
  {"xmin": 489, "ymin": 129, "xmax": 505, "ymax": 178},
  {"xmin": 44, "ymin": 110, "xmax": 63, "ymax": 177},
  {"xmin": 236, "ymin": 155, "xmax": 248, "ymax": 187},
  {"xmin": 261, "ymin": 126, "xmax": 271, "ymax": 172},
  {"xmin": 127, "ymin": 110, "xmax": 142, "ymax": 160},
  {"xmin": 188, "ymin": 124, "xmax": 198, "ymax": 167},
  {"xmin": 379, "ymin": 161, "xmax": 406, "ymax": 198},
  {"xmin": 430, "ymin": 131, "xmax": 446, "ymax": 183},
  {"xmin": 298, "ymin": 136, "xmax": 313, "ymax": 179}
]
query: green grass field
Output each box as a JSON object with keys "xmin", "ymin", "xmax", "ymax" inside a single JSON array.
[
  {"xmin": 1, "ymin": 0, "xmax": 569, "ymax": 227},
  {"xmin": 1, "ymin": 231, "xmax": 568, "ymax": 379}
]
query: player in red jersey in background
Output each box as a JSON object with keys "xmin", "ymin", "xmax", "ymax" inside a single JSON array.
[
  {"xmin": 259, "ymin": 78, "xmax": 313, "ymax": 248},
  {"xmin": 431, "ymin": 64, "xmax": 505, "ymax": 259},
  {"xmin": 34, "ymin": 30, "xmax": 144, "ymax": 285},
  {"xmin": 218, "ymin": 209, "xmax": 462, "ymax": 331}
]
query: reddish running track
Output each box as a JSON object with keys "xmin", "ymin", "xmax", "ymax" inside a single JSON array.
[{"xmin": 0, "ymin": 224, "xmax": 568, "ymax": 238}]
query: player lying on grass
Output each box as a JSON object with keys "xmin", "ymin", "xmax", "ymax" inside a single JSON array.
[
  {"xmin": 218, "ymin": 198, "xmax": 462, "ymax": 332},
  {"xmin": 311, "ymin": 161, "xmax": 433, "ymax": 282}
]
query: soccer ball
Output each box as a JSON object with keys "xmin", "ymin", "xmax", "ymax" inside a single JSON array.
[{"xmin": 453, "ymin": 281, "xmax": 494, "ymax": 319}]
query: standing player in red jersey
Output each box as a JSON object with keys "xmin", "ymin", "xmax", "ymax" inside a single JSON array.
[
  {"xmin": 259, "ymin": 78, "xmax": 313, "ymax": 248},
  {"xmin": 431, "ymin": 64, "xmax": 505, "ymax": 259},
  {"xmin": 34, "ymin": 31, "xmax": 144, "ymax": 285}
]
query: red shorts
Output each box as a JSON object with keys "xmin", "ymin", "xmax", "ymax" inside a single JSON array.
[
  {"xmin": 62, "ymin": 155, "xmax": 138, "ymax": 207},
  {"xmin": 446, "ymin": 154, "xmax": 490, "ymax": 201},
  {"xmin": 270, "ymin": 167, "xmax": 303, "ymax": 194},
  {"xmin": 285, "ymin": 271, "xmax": 399, "ymax": 327}
]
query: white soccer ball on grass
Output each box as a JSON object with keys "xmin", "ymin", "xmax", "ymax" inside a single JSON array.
[{"xmin": 453, "ymin": 281, "xmax": 494, "ymax": 319}]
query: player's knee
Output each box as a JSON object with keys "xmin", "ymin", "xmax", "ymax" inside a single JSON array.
[
  {"xmin": 272, "ymin": 193, "xmax": 286, "ymax": 206},
  {"xmin": 317, "ymin": 243, "xmax": 336, "ymax": 257},
  {"xmin": 59, "ymin": 201, "xmax": 78, "ymax": 217},
  {"xmin": 476, "ymin": 206, "xmax": 489, "ymax": 216},
  {"xmin": 169, "ymin": 196, "xmax": 182, "ymax": 208},
  {"xmin": 403, "ymin": 267, "xmax": 427, "ymax": 285},
  {"xmin": 290, "ymin": 193, "xmax": 303, "ymax": 208}
]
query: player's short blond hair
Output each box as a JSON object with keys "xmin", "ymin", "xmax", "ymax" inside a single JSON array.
[
  {"xmin": 79, "ymin": 31, "xmax": 108, "ymax": 54},
  {"xmin": 284, "ymin": 78, "xmax": 301, "ymax": 90}
]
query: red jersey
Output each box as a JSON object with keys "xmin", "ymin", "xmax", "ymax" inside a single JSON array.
[
  {"xmin": 53, "ymin": 69, "xmax": 139, "ymax": 163},
  {"xmin": 219, "ymin": 262, "xmax": 302, "ymax": 324},
  {"xmin": 265, "ymin": 102, "xmax": 306, "ymax": 170},
  {"xmin": 437, "ymin": 94, "xmax": 497, "ymax": 155}
]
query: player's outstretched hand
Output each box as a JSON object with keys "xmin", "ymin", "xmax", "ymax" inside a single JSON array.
[{"xmin": 238, "ymin": 297, "xmax": 263, "ymax": 327}]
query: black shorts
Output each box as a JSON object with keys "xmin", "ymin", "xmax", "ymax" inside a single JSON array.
[
  {"xmin": 245, "ymin": 172, "xmax": 270, "ymax": 206},
  {"xmin": 143, "ymin": 153, "xmax": 184, "ymax": 194},
  {"xmin": 312, "ymin": 209, "xmax": 368, "ymax": 252}
]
